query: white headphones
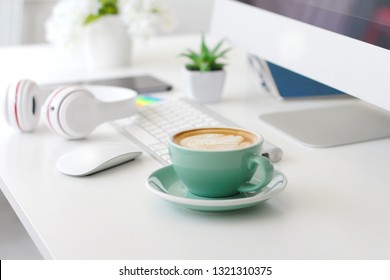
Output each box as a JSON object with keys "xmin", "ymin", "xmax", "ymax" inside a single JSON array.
[{"xmin": 4, "ymin": 79, "xmax": 137, "ymax": 139}]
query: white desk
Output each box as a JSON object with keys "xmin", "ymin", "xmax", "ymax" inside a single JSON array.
[{"xmin": 1, "ymin": 35, "xmax": 390, "ymax": 259}]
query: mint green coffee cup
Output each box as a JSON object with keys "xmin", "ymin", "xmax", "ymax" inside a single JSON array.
[{"xmin": 168, "ymin": 127, "xmax": 274, "ymax": 198}]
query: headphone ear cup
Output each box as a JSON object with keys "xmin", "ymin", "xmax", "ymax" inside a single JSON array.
[
  {"xmin": 4, "ymin": 83, "xmax": 17, "ymax": 128},
  {"xmin": 45, "ymin": 86, "xmax": 99, "ymax": 139},
  {"xmin": 5, "ymin": 80, "xmax": 41, "ymax": 132}
]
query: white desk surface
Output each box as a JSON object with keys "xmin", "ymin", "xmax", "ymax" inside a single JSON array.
[{"xmin": 1, "ymin": 35, "xmax": 390, "ymax": 260}]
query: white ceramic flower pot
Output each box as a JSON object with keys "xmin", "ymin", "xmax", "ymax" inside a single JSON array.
[
  {"xmin": 83, "ymin": 15, "xmax": 132, "ymax": 69},
  {"xmin": 183, "ymin": 68, "xmax": 226, "ymax": 104}
]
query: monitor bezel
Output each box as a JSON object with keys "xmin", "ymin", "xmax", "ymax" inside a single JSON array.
[{"xmin": 211, "ymin": 0, "xmax": 390, "ymax": 112}]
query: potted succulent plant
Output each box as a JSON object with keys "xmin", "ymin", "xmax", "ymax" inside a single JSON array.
[{"xmin": 181, "ymin": 34, "xmax": 230, "ymax": 103}]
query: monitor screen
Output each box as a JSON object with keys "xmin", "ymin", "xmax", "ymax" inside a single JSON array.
[
  {"xmin": 211, "ymin": 0, "xmax": 390, "ymax": 147},
  {"xmin": 238, "ymin": 0, "xmax": 390, "ymax": 50}
]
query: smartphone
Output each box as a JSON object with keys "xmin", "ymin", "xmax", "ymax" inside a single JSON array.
[{"xmin": 86, "ymin": 75, "xmax": 172, "ymax": 94}]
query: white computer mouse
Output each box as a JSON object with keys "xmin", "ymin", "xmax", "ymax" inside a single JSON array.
[{"xmin": 56, "ymin": 144, "xmax": 142, "ymax": 176}]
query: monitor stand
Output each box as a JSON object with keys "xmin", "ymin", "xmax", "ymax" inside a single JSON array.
[{"xmin": 259, "ymin": 101, "xmax": 390, "ymax": 147}]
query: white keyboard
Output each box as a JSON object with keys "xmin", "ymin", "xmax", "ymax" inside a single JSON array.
[{"xmin": 112, "ymin": 98, "xmax": 283, "ymax": 165}]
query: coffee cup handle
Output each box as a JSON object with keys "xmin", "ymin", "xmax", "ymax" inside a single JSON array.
[{"xmin": 238, "ymin": 154, "xmax": 274, "ymax": 193}]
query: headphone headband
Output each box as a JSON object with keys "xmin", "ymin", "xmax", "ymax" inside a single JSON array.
[
  {"xmin": 46, "ymin": 85, "xmax": 137, "ymax": 139},
  {"xmin": 84, "ymin": 85, "xmax": 137, "ymax": 122},
  {"xmin": 4, "ymin": 80, "xmax": 138, "ymax": 139}
]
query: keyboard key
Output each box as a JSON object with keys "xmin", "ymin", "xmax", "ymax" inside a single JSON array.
[
  {"xmin": 112, "ymin": 98, "xmax": 283, "ymax": 165},
  {"xmin": 123, "ymin": 125, "xmax": 159, "ymax": 146}
]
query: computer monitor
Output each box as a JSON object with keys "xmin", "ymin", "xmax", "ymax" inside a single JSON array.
[{"xmin": 211, "ymin": 0, "xmax": 390, "ymax": 147}]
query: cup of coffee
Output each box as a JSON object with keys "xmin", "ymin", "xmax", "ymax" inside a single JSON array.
[{"xmin": 168, "ymin": 127, "xmax": 274, "ymax": 198}]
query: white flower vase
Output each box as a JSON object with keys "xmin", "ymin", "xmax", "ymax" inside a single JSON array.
[
  {"xmin": 183, "ymin": 68, "xmax": 226, "ymax": 104},
  {"xmin": 82, "ymin": 15, "xmax": 132, "ymax": 69}
]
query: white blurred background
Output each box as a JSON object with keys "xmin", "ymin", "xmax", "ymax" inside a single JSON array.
[
  {"xmin": 0, "ymin": 0, "xmax": 214, "ymax": 259},
  {"xmin": 0, "ymin": 0, "xmax": 214, "ymax": 46}
]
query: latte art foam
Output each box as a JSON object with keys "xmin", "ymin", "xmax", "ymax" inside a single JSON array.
[
  {"xmin": 173, "ymin": 128, "xmax": 259, "ymax": 151},
  {"xmin": 180, "ymin": 133, "xmax": 252, "ymax": 150}
]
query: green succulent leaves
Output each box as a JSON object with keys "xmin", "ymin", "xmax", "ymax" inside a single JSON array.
[
  {"xmin": 84, "ymin": 0, "xmax": 119, "ymax": 25},
  {"xmin": 181, "ymin": 34, "xmax": 230, "ymax": 72}
]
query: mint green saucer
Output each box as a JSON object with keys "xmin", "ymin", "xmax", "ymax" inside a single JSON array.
[{"xmin": 146, "ymin": 165, "xmax": 287, "ymax": 211}]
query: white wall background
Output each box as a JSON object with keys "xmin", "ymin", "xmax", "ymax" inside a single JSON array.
[
  {"xmin": 0, "ymin": 0, "xmax": 215, "ymax": 260},
  {"xmin": 0, "ymin": 0, "xmax": 24, "ymax": 45},
  {"xmin": 165, "ymin": 0, "xmax": 215, "ymax": 34},
  {"xmin": 18, "ymin": 0, "xmax": 215, "ymax": 45}
]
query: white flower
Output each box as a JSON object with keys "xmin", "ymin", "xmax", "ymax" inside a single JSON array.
[
  {"xmin": 118, "ymin": 0, "xmax": 176, "ymax": 38},
  {"xmin": 45, "ymin": 0, "xmax": 175, "ymax": 49},
  {"xmin": 45, "ymin": 0, "xmax": 103, "ymax": 48}
]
